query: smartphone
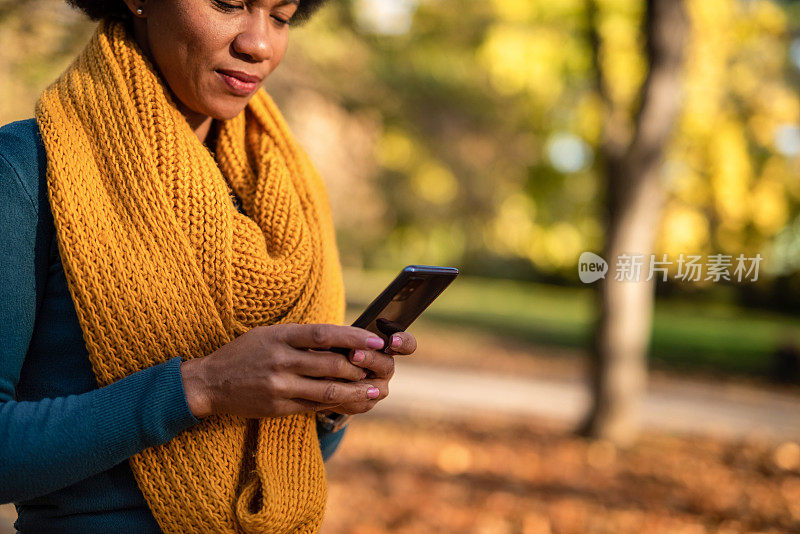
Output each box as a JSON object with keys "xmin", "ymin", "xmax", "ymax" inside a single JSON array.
[{"xmin": 331, "ymin": 265, "xmax": 459, "ymax": 355}]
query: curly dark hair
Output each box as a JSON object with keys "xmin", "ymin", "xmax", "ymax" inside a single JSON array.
[{"xmin": 65, "ymin": 0, "xmax": 329, "ymax": 26}]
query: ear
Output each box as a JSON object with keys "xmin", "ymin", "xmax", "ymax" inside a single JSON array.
[{"xmin": 120, "ymin": 0, "xmax": 147, "ymax": 17}]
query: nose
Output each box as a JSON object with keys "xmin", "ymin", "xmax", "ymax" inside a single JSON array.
[{"xmin": 232, "ymin": 13, "xmax": 273, "ymax": 63}]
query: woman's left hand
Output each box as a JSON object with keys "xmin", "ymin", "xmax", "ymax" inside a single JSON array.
[{"xmin": 328, "ymin": 331, "xmax": 417, "ymax": 415}]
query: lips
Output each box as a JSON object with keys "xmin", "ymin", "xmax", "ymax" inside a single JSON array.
[
  {"xmin": 215, "ymin": 69, "xmax": 262, "ymax": 96},
  {"xmin": 217, "ymin": 69, "xmax": 261, "ymax": 84}
]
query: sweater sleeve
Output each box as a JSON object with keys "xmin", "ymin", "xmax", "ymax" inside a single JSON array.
[
  {"xmin": 0, "ymin": 148, "xmax": 201, "ymax": 504},
  {"xmin": 317, "ymin": 421, "xmax": 347, "ymax": 462}
]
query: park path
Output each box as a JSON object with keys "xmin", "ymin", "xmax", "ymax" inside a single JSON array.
[{"xmin": 373, "ymin": 359, "xmax": 800, "ymax": 441}]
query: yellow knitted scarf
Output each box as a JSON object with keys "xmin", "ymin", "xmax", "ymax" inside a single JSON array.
[{"xmin": 34, "ymin": 19, "xmax": 345, "ymax": 534}]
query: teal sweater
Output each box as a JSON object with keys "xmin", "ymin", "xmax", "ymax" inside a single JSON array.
[{"xmin": 0, "ymin": 118, "xmax": 346, "ymax": 533}]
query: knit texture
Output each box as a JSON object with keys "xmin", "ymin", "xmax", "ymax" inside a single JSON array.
[{"xmin": 34, "ymin": 18, "xmax": 345, "ymax": 534}]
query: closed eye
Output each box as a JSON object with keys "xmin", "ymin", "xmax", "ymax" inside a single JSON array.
[{"xmin": 212, "ymin": 0, "xmax": 243, "ymax": 12}]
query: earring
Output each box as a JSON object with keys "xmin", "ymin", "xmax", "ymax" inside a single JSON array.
[{"xmin": 136, "ymin": 7, "xmax": 143, "ymax": 15}]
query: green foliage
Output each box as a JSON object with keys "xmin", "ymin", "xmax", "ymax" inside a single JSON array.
[
  {"xmin": 288, "ymin": 0, "xmax": 800, "ymax": 289},
  {"xmin": 2, "ymin": 0, "xmax": 799, "ymax": 295},
  {"xmin": 345, "ymin": 268, "xmax": 800, "ymax": 377}
]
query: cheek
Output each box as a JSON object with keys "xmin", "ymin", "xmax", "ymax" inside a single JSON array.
[
  {"xmin": 272, "ymin": 34, "xmax": 291, "ymax": 73},
  {"xmin": 147, "ymin": 12, "xmax": 233, "ymax": 114},
  {"xmin": 145, "ymin": 12, "xmax": 291, "ymax": 120}
]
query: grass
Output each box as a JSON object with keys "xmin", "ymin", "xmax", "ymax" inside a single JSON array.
[{"xmin": 343, "ymin": 269, "xmax": 800, "ymax": 377}]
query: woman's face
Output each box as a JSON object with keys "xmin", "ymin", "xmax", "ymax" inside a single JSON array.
[{"xmin": 127, "ymin": 0, "xmax": 297, "ymax": 121}]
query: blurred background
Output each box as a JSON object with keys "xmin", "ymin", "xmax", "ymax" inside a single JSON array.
[{"xmin": 2, "ymin": 0, "xmax": 800, "ymax": 532}]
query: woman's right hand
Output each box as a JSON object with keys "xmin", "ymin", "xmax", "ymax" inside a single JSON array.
[{"xmin": 179, "ymin": 323, "xmax": 387, "ymax": 419}]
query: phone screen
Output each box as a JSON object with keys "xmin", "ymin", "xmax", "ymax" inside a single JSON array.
[{"xmin": 349, "ymin": 266, "xmax": 458, "ymax": 350}]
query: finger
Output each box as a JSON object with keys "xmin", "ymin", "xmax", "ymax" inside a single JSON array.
[
  {"xmin": 359, "ymin": 378, "xmax": 389, "ymax": 400},
  {"xmin": 291, "ymin": 376, "xmax": 381, "ymax": 405},
  {"xmin": 329, "ymin": 378, "xmax": 390, "ymax": 414},
  {"xmin": 330, "ymin": 400, "xmax": 376, "ymax": 415},
  {"xmin": 278, "ymin": 323, "xmax": 385, "ymax": 352},
  {"xmin": 349, "ymin": 349, "xmax": 395, "ymax": 379},
  {"xmin": 384, "ymin": 331, "xmax": 417, "ymax": 356},
  {"xmin": 275, "ymin": 399, "xmax": 342, "ymax": 416},
  {"xmin": 290, "ymin": 349, "xmax": 367, "ymax": 381}
]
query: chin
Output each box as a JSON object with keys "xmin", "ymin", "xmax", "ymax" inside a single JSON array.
[
  {"xmin": 204, "ymin": 97, "xmax": 251, "ymax": 121},
  {"xmin": 209, "ymin": 106, "xmax": 244, "ymax": 121}
]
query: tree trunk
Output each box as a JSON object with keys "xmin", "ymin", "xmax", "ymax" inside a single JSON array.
[{"xmin": 578, "ymin": 0, "xmax": 689, "ymax": 445}]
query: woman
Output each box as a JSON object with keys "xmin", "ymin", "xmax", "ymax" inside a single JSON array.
[{"xmin": 0, "ymin": 0, "xmax": 417, "ymax": 532}]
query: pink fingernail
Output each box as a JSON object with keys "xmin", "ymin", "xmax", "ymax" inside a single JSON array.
[
  {"xmin": 366, "ymin": 337, "xmax": 384, "ymax": 350},
  {"xmin": 391, "ymin": 335, "xmax": 402, "ymax": 348},
  {"xmin": 367, "ymin": 387, "xmax": 380, "ymax": 399},
  {"xmin": 352, "ymin": 350, "xmax": 365, "ymax": 363}
]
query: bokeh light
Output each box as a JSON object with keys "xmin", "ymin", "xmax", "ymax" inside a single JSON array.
[{"xmin": 546, "ymin": 132, "xmax": 593, "ymax": 174}]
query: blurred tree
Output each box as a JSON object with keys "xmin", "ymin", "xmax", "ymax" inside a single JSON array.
[
  {"xmin": 658, "ymin": 0, "xmax": 800, "ymax": 276},
  {"xmin": 578, "ymin": 0, "xmax": 689, "ymax": 445},
  {"xmin": 4, "ymin": 1, "xmax": 798, "ymax": 287}
]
